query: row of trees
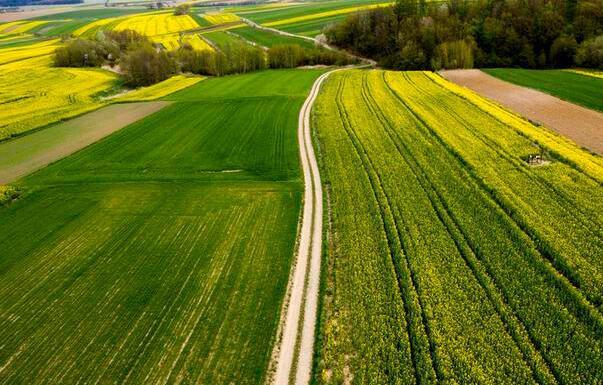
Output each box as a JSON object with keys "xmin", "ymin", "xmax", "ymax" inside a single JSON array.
[
  {"xmin": 55, "ymin": 30, "xmax": 354, "ymax": 87},
  {"xmin": 325, "ymin": 0, "xmax": 603, "ymax": 70}
]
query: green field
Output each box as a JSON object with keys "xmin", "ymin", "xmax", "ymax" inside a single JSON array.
[
  {"xmin": 33, "ymin": 8, "xmax": 152, "ymax": 21},
  {"xmin": 276, "ymin": 14, "xmax": 348, "ymax": 36},
  {"xmin": 0, "ymin": 69, "xmax": 325, "ymax": 384},
  {"xmin": 202, "ymin": 30, "xmax": 244, "ymax": 50},
  {"xmin": 231, "ymin": 26, "xmax": 315, "ymax": 48},
  {"xmin": 483, "ymin": 68, "xmax": 603, "ymax": 112},
  {"xmin": 313, "ymin": 69, "xmax": 603, "ymax": 384}
]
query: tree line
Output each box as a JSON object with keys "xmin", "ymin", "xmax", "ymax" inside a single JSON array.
[
  {"xmin": 324, "ymin": 0, "xmax": 603, "ymax": 70},
  {"xmin": 54, "ymin": 30, "xmax": 354, "ymax": 87}
]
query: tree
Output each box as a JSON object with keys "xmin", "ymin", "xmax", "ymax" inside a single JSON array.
[
  {"xmin": 550, "ymin": 35, "xmax": 578, "ymax": 67},
  {"xmin": 121, "ymin": 45, "xmax": 177, "ymax": 86},
  {"xmin": 174, "ymin": 3, "xmax": 191, "ymax": 16}
]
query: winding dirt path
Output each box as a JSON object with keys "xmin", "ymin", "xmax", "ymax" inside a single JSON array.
[{"xmin": 271, "ymin": 70, "xmax": 333, "ymax": 385}]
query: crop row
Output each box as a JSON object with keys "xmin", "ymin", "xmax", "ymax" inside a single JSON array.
[{"xmin": 313, "ymin": 69, "xmax": 603, "ymax": 384}]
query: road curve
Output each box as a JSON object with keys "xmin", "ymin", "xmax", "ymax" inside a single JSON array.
[{"xmin": 271, "ymin": 70, "xmax": 333, "ymax": 385}]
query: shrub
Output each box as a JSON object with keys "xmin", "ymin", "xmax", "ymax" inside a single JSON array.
[
  {"xmin": 54, "ymin": 38, "xmax": 107, "ymax": 67},
  {"xmin": 121, "ymin": 45, "xmax": 178, "ymax": 86},
  {"xmin": 174, "ymin": 3, "xmax": 191, "ymax": 16},
  {"xmin": 575, "ymin": 35, "xmax": 603, "ymax": 68}
]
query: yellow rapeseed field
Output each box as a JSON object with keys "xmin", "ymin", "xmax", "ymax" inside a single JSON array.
[
  {"xmin": 263, "ymin": 2, "xmax": 393, "ymax": 27},
  {"xmin": 202, "ymin": 12, "xmax": 240, "ymax": 25},
  {"xmin": 113, "ymin": 13, "xmax": 199, "ymax": 37},
  {"xmin": 565, "ymin": 69, "xmax": 603, "ymax": 79},
  {"xmin": 153, "ymin": 32, "xmax": 213, "ymax": 51},
  {"xmin": 0, "ymin": 38, "xmax": 60, "ymax": 65},
  {"xmin": 0, "ymin": 20, "xmax": 49, "ymax": 36},
  {"xmin": 0, "ymin": 56, "xmax": 117, "ymax": 140},
  {"xmin": 72, "ymin": 17, "xmax": 119, "ymax": 37},
  {"xmin": 113, "ymin": 75, "xmax": 203, "ymax": 102}
]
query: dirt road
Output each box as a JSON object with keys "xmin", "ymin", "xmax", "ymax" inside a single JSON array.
[
  {"xmin": 440, "ymin": 69, "xmax": 603, "ymax": 154},
  {"xmin": 270, "ymin": 71, "xmax": 332, "ymax": 385},
  {"xmin": 0, "ymin": 101, "xmax": 169, "ymax": 184}
]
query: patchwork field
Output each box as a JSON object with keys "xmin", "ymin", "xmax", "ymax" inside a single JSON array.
[
  {"xmin": 313, "ymin": 69, "xmax": 603, "ymax": 384},
  {"xmin": 237, "ymin": 0, "xmax": 389, "ymax": 37},
  {"xmin": 442, "ymin": 69, "xmax": 603, "ymax": 154},
  {"xmin": 483, "ymin": 68, "xmax": 603, "ymax": 112},
  {"xmin": 0, "ymin": 55, "xmax": 118, "ymax": 141},
  {"xmin": 0, "ymin": 101, "xmax": 169, "ymax": 184},
  {"xmin": 239, "ymin": 0, "xmax": 386, "ymax": 24},
  {"xmin": 230, "ymin": 26, "xmax": 315, "ymax": 48},
  {"xmin": 0, "ymin": 69, "xmax": 325, "ymax": 384}
]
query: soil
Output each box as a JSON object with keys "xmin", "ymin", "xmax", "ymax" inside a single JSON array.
[{"xmin": 440, "ymin": 69, "xmax": 603, "ymax": 155}]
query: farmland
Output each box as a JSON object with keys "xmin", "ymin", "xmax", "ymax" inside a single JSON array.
[
  {"xmin": 240, "ymin": 0, "xmax": 391, "ymax": 37},
  {"xmin": 230, "ymin": 26, "xmax": 315, "ymax": 48},
  {"xmin": 0, "ymin": 69, "xmax": 325, "ymax": 384},
  {"xmin": 1, "ymin": 0, "xmax": 602, "ymax": 384},
  {"xmin": 113, "ymin": 12, "xmax": 200, "ymax": 41},
  {"xmin": 0, "ymin": 55, "xmax": 118, "ymax": 141},
  {"xmin": 483, "ymin": 68, "xmax": 603, "ymax": 112},
  {"xmin": 313, "ymin": 69, "xmax": 603, "ymax": 384},
  {"xmin": 112, "ymin": 75, "xmax": 203, "ymax": 102}
]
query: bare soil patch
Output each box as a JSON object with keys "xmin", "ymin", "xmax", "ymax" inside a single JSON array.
[
  {"xmin": 440, "ymin": 69, "xmax": 603, "ymax": 155},
  {"xmin": 0, "ymin": 101, "xmax": 169, "ymax": 184}
]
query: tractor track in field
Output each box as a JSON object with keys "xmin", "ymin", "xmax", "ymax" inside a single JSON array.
[{"xmin": 269, "ymin": 70, "xmax": 332, "ymax": 385}]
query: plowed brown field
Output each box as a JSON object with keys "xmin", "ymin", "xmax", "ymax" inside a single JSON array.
[{"xmin": 440, "ymin": 69, "xmax": 603, "ymax": 154}]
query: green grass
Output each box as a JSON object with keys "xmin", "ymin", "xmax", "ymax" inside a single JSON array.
[
  {"xmin": 202, "ymin": 30, "xmax": 244, "ymax": 50},
  {"xmin": 313, "ymin": 69, "xmax": 603, "ymax": 384},
  {"xmin": 0, "ymin": 69, "xmax": 325, "ymax": 384},
  {"xmin": 483, "ymin": 68, "xmax": 603, "ymax": 112},
  {"xmin": 231, "ymin": 26, "xmax": 315, "ymax": 48}
]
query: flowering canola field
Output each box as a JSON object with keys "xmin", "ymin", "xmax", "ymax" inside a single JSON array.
[
  {"xmin": 314, "ymin": 69, "xmax": 603, "ymax": 385},
  {"xmin": 202, "ymin": 12, "xmax": 240, "ymax": 25},
  {"xmin": 113, "ymin": 13, "xmax": 199, "ymax": 37},
  {"xmin": 0, "ymin": 56, "xmax": 117, "ymax": 140},
  {"xmin": 113, "ymin": 75, "xmax": 204, "ymax": 102},
  {"xmin": 0, "ymin": 38, "xmax": 60, "ymax": 65}
]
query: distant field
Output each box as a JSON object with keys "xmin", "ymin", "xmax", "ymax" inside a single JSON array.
[
  {"xmin": 483, "ymin": 68, "xmax": 603, "ymax": 112},
  {"xmin": 275, "ymin": 13, "xmax": 348, "ymax": 36},
  {"xmin": 202, "ymin": 30, "xmax": 242, "ymax": 50},
  {"xmin": 240, "ymin": 0, "xmax": 385, "ymax": 24},
  {"xmin": 33, "ymin": 7, "xmax": 152, "ymax": 21},
  {"xmin": 313, "ymin": 69, "xmax": 603, "ymax": 384},
  {"xmin": 0, "ymin": 69, "xmax": 325, "ymax": 384},
  {"xmin": 231, "ymin": 26, "xmax": 315, "ymax": 48},
  {"xmin": 202, "ymin": 12, "xmax": 240, "ymax": 25},
  {"xmin": 113, "ymin": 13, "xmax": 199, "ymax": 37}
]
